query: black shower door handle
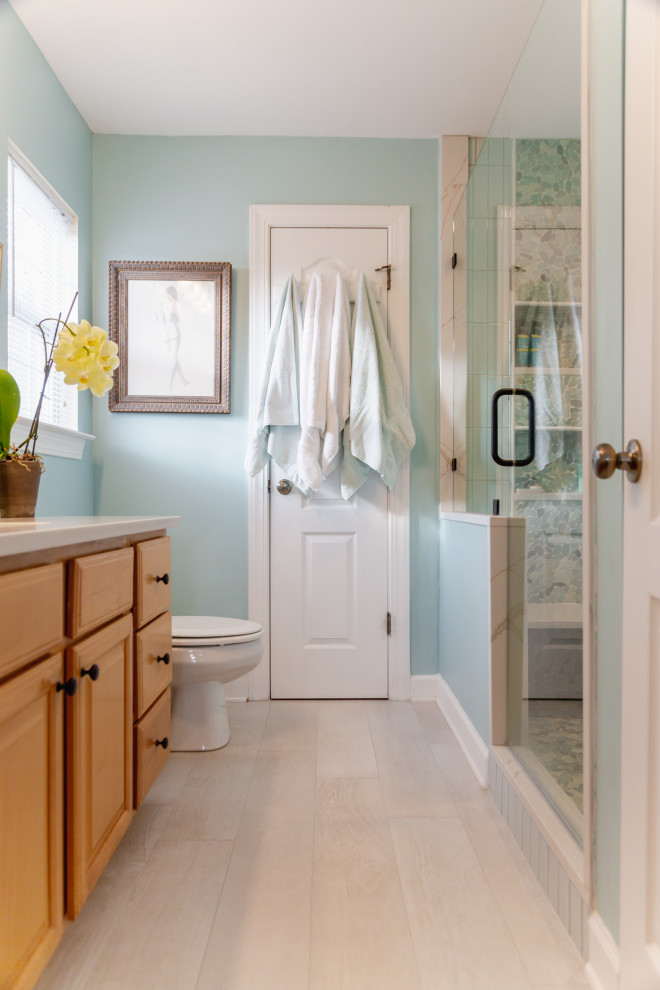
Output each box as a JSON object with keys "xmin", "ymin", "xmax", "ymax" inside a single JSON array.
[{"xmin": 491, "ymin": 388, "xmax": 535, "ymax": 467}]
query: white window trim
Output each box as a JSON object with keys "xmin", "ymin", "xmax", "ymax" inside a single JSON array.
[
  {"xmin": 10, "ymin": 416, "xmax": 94, "ymax": 460},
  {"xmin": 7, "ymin": 140, "xmax": 81, "ymax": 439}
]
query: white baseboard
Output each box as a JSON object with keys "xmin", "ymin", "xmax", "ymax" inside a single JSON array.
[
  {"xmin": 437, "ymin": 675, "xmax": 489, "ymax": 787},
  {"xmin": 410, "ymin": 674, "xmax": 441, "ymax": 700},
  {"xmin": 585, "ymin": 912, "xmax": 619, "ymax": 990},
  {"xmin": 414, "ymin": 673, "xmax": 489, "ymax": 788}
]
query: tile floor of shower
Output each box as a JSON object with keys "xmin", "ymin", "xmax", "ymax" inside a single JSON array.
[
  {"xmin": 35, "ymin": 700, "xmax": 588, "ymax": 990},
  {"xmin": 513, "ymin": 623, "xmax": 584, "ymax": 840},
  {"xmin": 514, "ymin": 699, "xmax": 583, "ymax": 840}
]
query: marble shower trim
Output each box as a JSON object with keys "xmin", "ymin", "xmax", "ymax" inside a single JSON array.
[{"xmin": 439, "ymin": 512, "xmax": 525, "ymax": 747}]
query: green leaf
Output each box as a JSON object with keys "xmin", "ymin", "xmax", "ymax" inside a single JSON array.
[{"xmin": 0, "ymin": 370, "xmax": 21, "ymax": 452}]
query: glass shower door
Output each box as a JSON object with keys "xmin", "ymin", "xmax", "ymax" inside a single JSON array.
[
  {"xmin": 457, "ymin": 131, "xmax": 584, "ymax": 841},
  {"xmin": 507, "ymin": 194, "xmax": 584, "ymax": 840}
]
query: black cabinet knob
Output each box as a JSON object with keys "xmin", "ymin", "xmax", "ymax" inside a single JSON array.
[
  {"xmin": 155, "ymin": 737, "xmax": 169, "ymax": 749},
  {"xmin": 81, "ymin": 664, "xmax": 100, "ymax": 681},
  {"xmin": 156, "ymin": 652, "xmax": 171, "ymax": 665},
  {"xmin": 156, "ymin": 573, "xmax": 170, "ymax": 585},
  {"xmin": 56, "ymin": 677, "xmax": 78, "ymax": 696}
]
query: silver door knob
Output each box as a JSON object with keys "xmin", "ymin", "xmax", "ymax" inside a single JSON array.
[
  {"xmin": 592, "ymin": 439, "xmax": 642, "ymax": 483},
  {"xmin": 276, "ymin": 479, "xmax": 293, "ymax": 495}
]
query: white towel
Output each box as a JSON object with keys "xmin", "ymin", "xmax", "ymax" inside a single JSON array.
[
  {"xmin": 341, "ymin": 274, "xmax": 415, "ymax": 498},
  {"xmin": 245, "ymin": 275, "xmax": 311, "ymax": 490},
  {"xmin": 298, "ymin": 269, "xmax": 351, "ymax": 490}
]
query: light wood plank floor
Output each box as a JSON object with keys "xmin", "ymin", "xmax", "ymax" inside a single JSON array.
[{"xmin": 36, "ymin": 701, "xmax": 589, "ymax": 990}]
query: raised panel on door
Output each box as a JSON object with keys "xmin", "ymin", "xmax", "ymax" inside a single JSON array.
[
  {"xmin": 0, "ymin": 654, "xmax": 64, "ymax": 989},
  {"xmin": 270, "ymin": 462, "xmax": 388, "ymax": 699},
  {"xmin": 67, "ymin": 614, "xmax": 133, "ymax": 918},
  {"xmin": 269, "ymin": 224, "xmax": 391, "ymax": 699}
]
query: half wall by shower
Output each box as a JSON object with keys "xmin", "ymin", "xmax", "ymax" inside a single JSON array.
[{"xmin": 448, "ymin": 0, "xmax": 584, "ymax": 841}]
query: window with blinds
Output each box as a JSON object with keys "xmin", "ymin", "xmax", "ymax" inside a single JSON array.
[{"xmin": 7, "ymin": 146, "xmax": 79, "ymax": 432}]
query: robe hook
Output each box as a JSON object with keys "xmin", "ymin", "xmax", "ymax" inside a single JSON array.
[{"xmin": 375, "ymin": 264, "xmax": 392, "ymax": 290}]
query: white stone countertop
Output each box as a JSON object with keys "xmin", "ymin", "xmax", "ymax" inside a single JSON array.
[{"xmin": 0, "ymin": 515, "xmax": 181, "ymax": 557}]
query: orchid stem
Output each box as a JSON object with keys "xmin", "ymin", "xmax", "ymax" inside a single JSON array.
[{"xmin": 24, "ymin": 292, "xmax": 79, "ymax": 458}]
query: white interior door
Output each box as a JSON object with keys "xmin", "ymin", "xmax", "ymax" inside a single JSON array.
[
  {"xmin": 619, "ymin": 1, "xmax": 660, "ymax": 985},
  {"xmin": 269, "ymin": 225, "xmax": 391, "ymax": 699}
]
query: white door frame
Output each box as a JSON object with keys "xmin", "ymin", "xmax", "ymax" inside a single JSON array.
[
  {"xmin": 619, "ymin": 1, "xmax": 660, "ymax": 984},
  {"xmin": 247, "ymin": 204, "xmax": 412, "ymax": 701}
]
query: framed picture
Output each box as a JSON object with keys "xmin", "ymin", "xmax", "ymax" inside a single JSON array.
[{"xmin": 108, "ymin": 260, "xmax": 232, "ymax": 413}]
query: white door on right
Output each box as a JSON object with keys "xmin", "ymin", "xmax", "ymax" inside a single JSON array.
[{"xmin": 619, "ymin": 1, "xmax": 660, "ymax": 985}]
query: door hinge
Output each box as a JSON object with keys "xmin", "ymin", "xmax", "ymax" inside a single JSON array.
[
  {"xmin": 387, "ymin": 612, "xmax": 392, "ymax": 636},
  {"xmin": 451, "ymin": 252, "xmax": 458, "ymax": 270},
  {"xmin": 451, "ymin": 457, "xmax": 457, "ymax": 472},
  {"xmin": 267, "ymin": 479, "xmax": 271, "ymax": 493},
  {"xmin": 375, "ymin": 264, "xmax": 392, "ymax": 290}
]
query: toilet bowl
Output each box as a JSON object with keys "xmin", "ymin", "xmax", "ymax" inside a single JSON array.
[{"xmin": 171, "ymin": 615, "xmax": 263, "ymax": 752}]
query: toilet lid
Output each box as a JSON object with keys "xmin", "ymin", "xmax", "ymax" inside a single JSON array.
[{"xmin": 172, "ymin": 615, "xmax": 263, "ymax": 645}]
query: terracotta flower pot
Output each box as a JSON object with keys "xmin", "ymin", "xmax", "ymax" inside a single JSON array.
[{"xmin": 0, "ymin": 458, "xmax": 43, "ymax": 518}]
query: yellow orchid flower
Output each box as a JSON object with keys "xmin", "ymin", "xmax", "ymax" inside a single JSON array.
[{"xmin": 3, "ymin": 292, "xmax": 118, "ymax": 463}]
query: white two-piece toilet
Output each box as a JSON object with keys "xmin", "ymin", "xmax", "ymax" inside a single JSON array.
[{"xmin": 170, "ymin": 615, "xmax": 264, "ymax": 751}]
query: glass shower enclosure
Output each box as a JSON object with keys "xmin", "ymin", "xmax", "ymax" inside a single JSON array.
[{"xmin": 450, "ymin": 0, "xmax": 584, "ymax": 840}]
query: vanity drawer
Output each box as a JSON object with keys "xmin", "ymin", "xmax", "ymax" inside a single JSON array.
[
  {"xmin": 134, "ymin": 688, "xmax": 171, "ymax": 807},
  {"xmin": 0, "ymin": 563, "xmax": 64, "ymax": 678},
  {"xmin": 134, "ymin": 611, "xmax": 172, "ymax": 718},
  {"xmin": 68, "ymin": 548, "xmax": 134, "ymax": 639},
  {"xmin": 135, "ymin": 537, "xmax": 171, "ymax": 629}
]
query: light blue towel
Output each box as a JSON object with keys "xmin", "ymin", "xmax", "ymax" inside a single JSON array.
[
  {"xmin": 244, "ymin": 275, "xmax": 314, "ymax": 494},
  {"xmin": 341, "ymin": 274, "xmax": 415, "ymax": 499}
]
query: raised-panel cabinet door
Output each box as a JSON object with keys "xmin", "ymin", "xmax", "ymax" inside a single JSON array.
[
  {"xmin": 0, "ymin": 653, "xmax": 64, "ymax": 990},
  {"xmin": 66, "ymin": 614, "xmax": 134, "ymax": 919}
]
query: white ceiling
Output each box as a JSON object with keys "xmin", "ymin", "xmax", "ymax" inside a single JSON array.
[{"xmin": 9, "ymin": 0, "xmax": 546, "ymax": 138}]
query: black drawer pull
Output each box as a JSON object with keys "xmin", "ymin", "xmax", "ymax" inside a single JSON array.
[
  {"xmin": 155, "ymin": 736, "xmax": 169, "ymax": 749},
  {"xmin": 81, "ymin": 664, "xmax": 100, "ymax": 681},
  {"xmin": 156, "ymin": 652, "xmax": 171, "ymax": 665},
  {"xmin": 56, "ymin": 677, "xmax": 78, "ymax": 696},
  {"xmin": 156, "ymin": 573, "xmax": 170, "ymax": 585}
]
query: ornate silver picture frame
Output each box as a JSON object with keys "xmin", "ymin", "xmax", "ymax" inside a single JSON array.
[{"xmin": 109, "ymin": 260, "xmax": 231, "ymax": 413}]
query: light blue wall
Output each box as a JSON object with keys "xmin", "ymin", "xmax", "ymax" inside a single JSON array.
[
  {"xmin": 91, "ymin": 136, "xmax": 439, "ymax": 674},
  {"xmin": 591, "ymin": 0, "xmax": 624, "ymax": 944},
  {"xmin": 438, "ymin": 518, "xmax": 490, "ymax": 742},
  {"xmin": 0, "ymin": 0, "xmax": 94, "ymax": 515}
]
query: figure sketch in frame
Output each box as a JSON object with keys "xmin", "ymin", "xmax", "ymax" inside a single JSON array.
[
  {"xmin": 158, "ymin": 284, "xmax": 190, "ymax": 392},
  {"xmin": 125, "ymin": 277, "xmax": 216, "ymax": 398}
]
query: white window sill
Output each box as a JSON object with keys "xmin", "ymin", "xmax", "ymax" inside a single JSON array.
[{"xmin": 10, "ymin": 416, "xmax": 94, "ymax": 460}]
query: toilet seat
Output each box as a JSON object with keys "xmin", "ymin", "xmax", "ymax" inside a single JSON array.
[{"xmin": 172, "ymin": 615, "xmax": 263, "ymax": 647}]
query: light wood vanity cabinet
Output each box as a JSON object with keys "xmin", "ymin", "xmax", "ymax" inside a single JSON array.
[
  {"xmin": 135, "ymin": 536, "xmax": 171, "ymax": 627},
  {"xmin": 133, "ymin": 537, "xmax": 172, "ymax": 809},
  {"xmin": 66, "ymin": 613, "xmax": 134, "ymax": 918},
  {"xmin": 0, "ymin": 562, "xmax": 64, "ymax": 680},
  {"xmin": 0, "ymin": 653, "xmax": 65, "ymax": 990},
  {"xmin": 68, "ymin": 547, "xmax": 134, "ymax": 638},
  {"xmin": 0, "ymin": 520, "xmax": 177, "ymax": 990}
]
